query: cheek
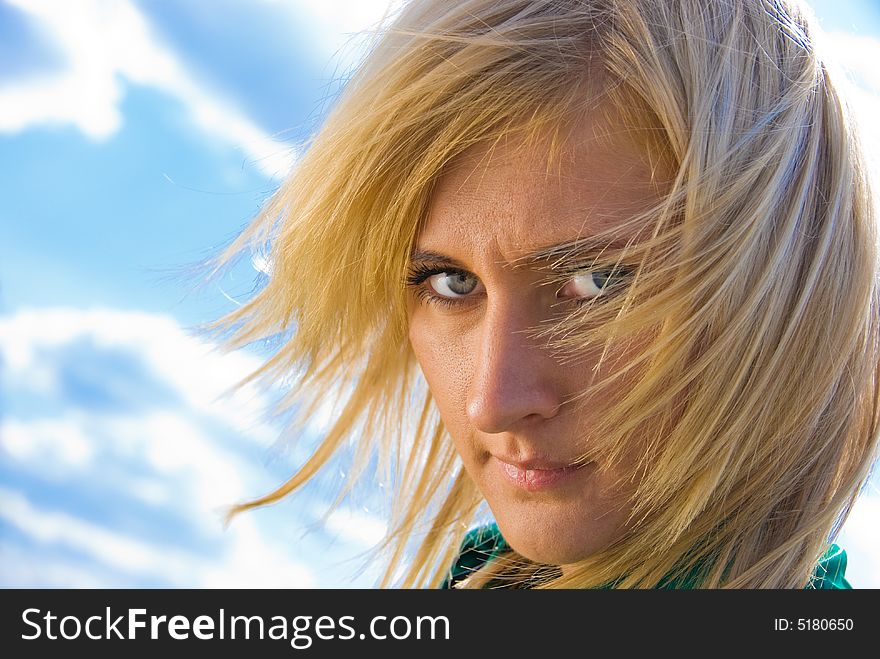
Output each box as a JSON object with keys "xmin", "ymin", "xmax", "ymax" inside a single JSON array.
[
  {"xmin": 407, "ymin": 315, "xmax": 473, "ymax": 431},
  {"xmin": 582, "ymin": 328, "xmax": 656, "ymax": 401}
]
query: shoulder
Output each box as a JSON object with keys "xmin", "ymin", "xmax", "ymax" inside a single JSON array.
[
  {"xmin": 805, "ymin": 543, "xmax": 852, "ymax": 589},
  {"xmin": 440, "ymin": 523, "xmax": 509, "ymax": 589}
]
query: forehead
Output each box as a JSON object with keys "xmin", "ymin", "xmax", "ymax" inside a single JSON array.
[{"xmin": 419, "ymin": 111, "xmax": 664, "ymax": 263}]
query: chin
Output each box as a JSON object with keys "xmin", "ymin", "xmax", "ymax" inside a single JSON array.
[
  {"xmin": 502, "ymin": 527, "xmax": 610, "ymax": 565},
  {"xmin": 492, "ymin": 502, "xmax": 630, "ymax": 566}
]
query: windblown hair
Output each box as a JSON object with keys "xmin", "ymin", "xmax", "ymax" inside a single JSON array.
[{"xmin": 202, "ymin": 0, "xmax": 880, "ymax": 588}]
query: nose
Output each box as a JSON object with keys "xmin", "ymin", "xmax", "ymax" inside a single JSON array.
[{"xmin": 465, "ymin": 298, "xmax": 563, "ymax": 434}]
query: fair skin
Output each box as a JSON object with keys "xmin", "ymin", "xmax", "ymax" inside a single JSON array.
[{"xmin": 406, "ymin": 108, "xmax": 667, "ymax": 569}]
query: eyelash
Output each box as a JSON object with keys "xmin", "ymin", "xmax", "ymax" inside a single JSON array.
[
  {"xmin": 405, "ymin": 263, "xmax": 472, "ymax": 309},
  {"xmin": 405, "ymin": 262, "xmax": 633, "ymax": 310}
]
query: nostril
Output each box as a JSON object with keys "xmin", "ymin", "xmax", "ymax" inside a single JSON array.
[{"xmin": 465, "ymin": 365, "xmax": 562, "ymax": 434}]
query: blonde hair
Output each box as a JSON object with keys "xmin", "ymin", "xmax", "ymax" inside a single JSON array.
[{"xmin": 200, "ymin": 0, "xmax": 880, "ymax": 588}]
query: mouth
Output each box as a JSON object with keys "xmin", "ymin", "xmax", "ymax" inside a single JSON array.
[{"xmin": 495, "ymin": 456, "xmax": 591, "ymax": 492}]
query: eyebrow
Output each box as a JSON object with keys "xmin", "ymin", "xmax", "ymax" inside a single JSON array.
[{"xmin": 409, "ymin": 236, "xmax": 635, "ymax": 271}]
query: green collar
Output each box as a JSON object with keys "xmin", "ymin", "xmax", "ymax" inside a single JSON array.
[{"xmin": 441, "ymin": 523, "xmax": 851, "ymax": 589}]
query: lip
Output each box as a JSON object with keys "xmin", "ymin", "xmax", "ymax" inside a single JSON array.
[{"xmin": 494, "ymin": 456, "xmax": 590, "ymax": 492}]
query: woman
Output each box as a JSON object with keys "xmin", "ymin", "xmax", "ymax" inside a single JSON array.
[{"xmin": 202, "ymin": 0, "xmax": 878, "ymax": 588}]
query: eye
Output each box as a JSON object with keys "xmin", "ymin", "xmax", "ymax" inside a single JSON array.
[
  {"xmin": 428, "ymin": 271, "xmax": 480, "ymax": 298},
  {"xmin": 405, "ymin": 263, "xmax": 484, "ymax": 309},
  {"xmin": 557, "ymin": 267, "xmax": 631, "ymax": 303}
]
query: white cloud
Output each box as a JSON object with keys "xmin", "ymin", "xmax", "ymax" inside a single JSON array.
[
  {"xmin": 0, "ymin": 307, "xmax": 288, "ymax": 530},
  {"xmin": 0, "ymin": 487, "xmax": 316, "ymax": 588},
  {"xmin": 835, "ymin": 485, "xmax": 880, "ymax": 589},
  {"xmin": 823, "ymin": 32, "xmax": 880, "ymax": 186},
  {"xmin": 0, "ymin": 541, "xmax": 117, "ymax": 588},
  {"xmin": 0, "ymin": 307, "xmax": 279, "ymax": 448},
  {"xmin": 197, "ymin": 516, "xmax": 318, "ymax": 588},
  {"xmin": 267, "ymin": 0, "xmax": 404, "ymax": 64},
  {"xmin": 2, "ymin": 416, "xmax": 96, "ymax": 471},
  {"xmin": 321, "ymin": 505, "xmax": 388, "ymax": 549},
  {"xmin": 825, "ymin": 32, "xmax": 880, "ymax": 93},
  {"xmin": 0, "ymin": 0, "xmax": 295, "ymax": 178},
  {"xmin": 0, "ymin": 486, "xmax": 197, "ymax": 582},
  {"xmin": 0, "ymin": 306, "xmax": 364, "ymax": 587}
]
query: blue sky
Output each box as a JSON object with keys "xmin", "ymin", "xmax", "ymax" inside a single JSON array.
[{"xmin": 0, "ymin": 0, "xmax": 878, "ymax": 588}]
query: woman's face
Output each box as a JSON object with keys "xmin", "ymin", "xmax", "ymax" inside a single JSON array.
[{"xmin": 406, "ymin": 112, "xmax": 665, "ymax": 567}]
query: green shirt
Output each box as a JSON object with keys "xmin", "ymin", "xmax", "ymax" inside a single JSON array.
[{"xmin": 440, "ymin": 523, "xmax": 852, "ymax": 589}]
